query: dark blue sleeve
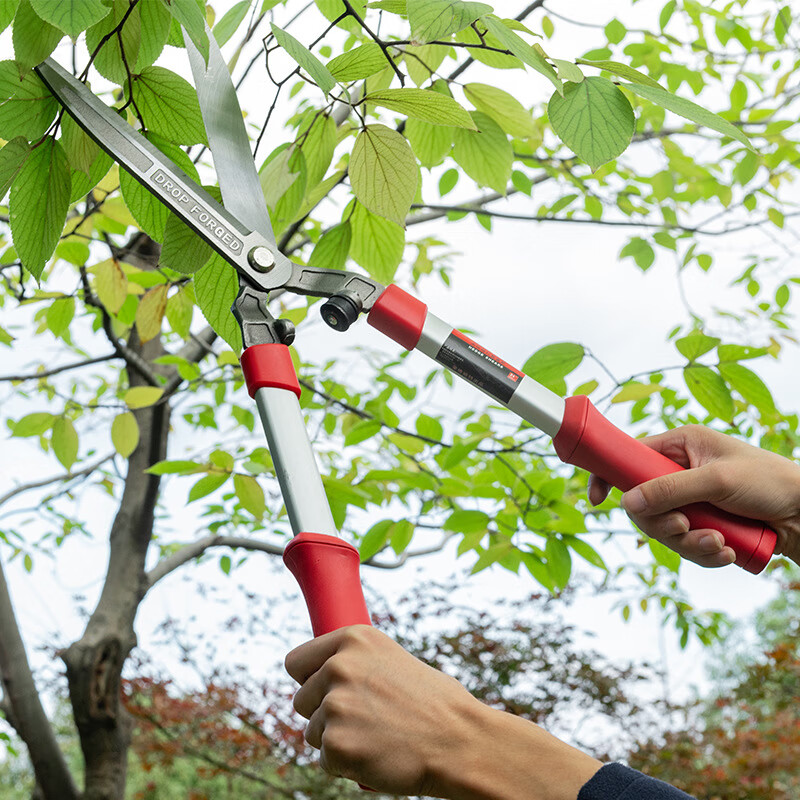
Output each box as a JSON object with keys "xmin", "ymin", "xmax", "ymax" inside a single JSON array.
[{"xmin": 578, "ymin": 763, "xmax": 697, "ymax": 800}]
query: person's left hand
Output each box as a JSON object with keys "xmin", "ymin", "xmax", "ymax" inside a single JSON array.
[{"xmin": 285, "ymin": 625, "xmax": 482, "ymax": 796}]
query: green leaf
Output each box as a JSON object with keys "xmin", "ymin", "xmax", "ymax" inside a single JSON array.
[
  {"xmin": 443, "ymin": 509, "xmax": 489, "ymax": 534},
  {"xmin": 166, "ymin": 285, "xmax": 194, "ymax": 338},
  {"xmin": 548, "ymin": 77, "xmax": 634, "ymax": 170},
  {"xmin": 622, "ymin": 81, "xmax": 753, "ymax": 150},
  {"xmin": 676, "ymin": 333, "xmax": 720, "ymax": 361},
  {"xmin": 389, "ymin": 519, "xmax": 414, "ymax": 554},
  {"xmin": 404, "ymin": 43, "xmax": 447, "ymax": 86},
  {"xmin": 463, "ymin": 82, "xmax": 535, "ymax": 138},
  {"xmin": 297, "ymin": 112, "xmax": 337, "ymax": 188},
  {"xmin": 46, "ymin": 296, "xmax": 75, "ymax": 337},
  {"xmin": 576, "ymin": 58, "xmax": 662, "ymax": 89},
  {"xmin": 84, "ymin": 0, "xmax": 141, "ymax": 83},
  {"xmin": 415, "ymin": 413, "xmax": 443, "ymax": 441},
  {"xmin": 219, "ymin": 554, "xmax": 231, "ymax": 575},
  {"xmin": 565, "ymin": 537, "xmax": 607, "ymax": 570},
  {"xmin": 545, "ymin": 536, "xmax": 571, "ymax": 589},
  {"xmin": 52, "ymin": 416, "xmax": 78, "ymax": 470},
  {"xmin": 407, "ymin": 0, "xmax": 491, "ymax": 43},
  {"xmin": 611, "ymin": 382, "xmax": 663, "ymax": 403},
  {"xmin": 604, "ymin": 18, "xmax": 626, "ymax": 44},
  {"xmin": 160, "ymin": 211, "xmax": 213, "ymax": 274},
  {"xmin": 29, "ymin": 0, "xmax": 110, "ymax": 37},
  {"xmin": 270, "ymin": 22, "xmax": 335, "ymax": 94},
  {"xmin": 360, "ymin": 519, "xmax": 392, "ymax": 560},
  {"xmin": 718, "ymin": 363, "xmax": 776, "ymax": 414},
  {"xmin": 69, "ymin": 147, "xmax": 113, "ymax": 203},
  {"xmin": 683, "ymin": 366, "xmax": 734, "ymax": 421},
  {"xmin": 523, "ymin": 342, "xmax": 584, "ymax": 394},
  {"xmin": 12, "ymin": 411, "xmax": 54, "ymax": 436},
  {"xmin": 310, "ymin": 222, "xmax": 351, "ymax": 270},
  {"xmin": 163, "ymin": 0, "xmax": 209, "ymax": 62},
  {"xmin": 717, "ymin": 344, "xmax": 767, "ymax": 362},
  {"xmin": 327, "ymin": 42, "xmax": 388, "ymax": 81},
  {"xmin": 483, "ymin": 15, "xmax": 561, "ymax": 94},
  {"xmin": 111, "ymin": 412, "xmax": 140, "ymax": 457},
  {"xmin": 344, "ymin": 419, "xmax": 382, "ymax": 446},
  {"xmin": 365, "ymin": 88, "xmax": 477, "ymax": 128},
  {"xmin": 0, "ymin": 136, "xmax": 30, "ymax": 200},
  {"xmin": 0, "ymin": 60, "xmax": 58, "ymax": 139},
  {"xmin": 452, "ymin": 111, "xmax": 513, "ymax": 194},
  {"xmin": 350, "ymin": 124, "xmax": 418, "ymax": 225},
  {"xmin": 349, "ymin": 201, "xmax": 405, "ymax": 283},
  {"xmin": 146, "ymin": 459, "xmax": 203, "ymax": 475},
  {"xmin": 212, "ymin": 0, "xmax": 249, "ymax": 47},
  {"xmin": 12, "ymin": 0, "xmax": 62, "ymax": 78},
  {"xmin": 234, "ymin": 473, "xmax": 266, "ymax": 518},
  {"xmin": 648, "ymin": 537, "xmax": 681, "ymax": 573},
  {"xmin": 405, "ymin": 117, "xmax": 452, "ymax": 168},
  {"xmin": 124, "ymin": 386, "xmax": 164, "ymax": 409},
  {"xmin": 188, "ymin": 472, "xmax": 228, "ymax": 503},
  {"xmin": 60, "ymin": 114, "xmax": 102, "ymax": 177},
  {"xmin": 193, "ymin": 253, "xmax": 243, "ymax": 352},
  {"xmin": 135, "ymin": 0, "xmax": 173, "ymax": 72},
  {"xmin": 619, "ymin": 236, "xmax": 654, "ymax": 270},
  {"xmin": 0, "ymin": 0, "xmax": 19, "ymax": 33},
  {"xmin": 9, "ymin": 137, "xmax": 70, "ymax": 281},
  {"xmin": 131, "ymin": 67, "xmax": 208, "ymax": 145},
  {"xmin": 552, "ymin": 59, "xmax": 583, "ymax": 84}
]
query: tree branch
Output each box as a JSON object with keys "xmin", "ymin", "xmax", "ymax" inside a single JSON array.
[
  {"xmin": 0, "ymin": 558, "xmax": 80, "ymax": 800},
  {"xmin": 446, "ymin": 0, "xmax": 546, "ymax": 81},
  {"xmin": 0, "ymin": 354, "xmax": 116, "ymax": 383},
  {"xmin": 0, "ymin": 454, "xmax": 114, "ymax": 510},
  {"xmin": 146, "ymin": 534, "xmax": 285, "ymax": 590}
]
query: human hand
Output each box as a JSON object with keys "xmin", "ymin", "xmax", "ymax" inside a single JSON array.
[
  {"xmin": 285, "ymin": 625, "xmax": 480, "ymax": 796},
  {"xmin": 285, "ymin": 625, "xmax": 600, "ymax": 800},
  {"xmin": 588, "ymin": 425, "xmax": 800, "ymax": 568}
]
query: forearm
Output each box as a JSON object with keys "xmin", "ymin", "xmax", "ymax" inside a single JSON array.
[{"xmin": 429, "ymin": 702, "xmax": 602, "ymax": 800}]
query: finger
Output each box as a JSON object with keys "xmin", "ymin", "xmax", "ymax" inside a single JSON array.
[
  {"xmin": 588, "ymin": 474, "xmax": 610, "ymax": 506},
  {"xmin": 621, "ymin": 463, "xmax": 728, "ymax": 518},
  {"xmin": 285, "ymin": 629, "xmax": 347, "ymax": 685},
  {"xmin": 304, "ymin": 705, "xmax": 326, "ymax": 750},
  {"xmin": 293, "ymin": 661, "xmax": 331, "ymax": 719},
  {"xmin": 627, "ymin": 509, "xmax": 737, "ymax": 567}
]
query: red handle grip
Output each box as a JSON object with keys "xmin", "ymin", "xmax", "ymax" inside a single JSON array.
[
  {"xmin": 553, "ymin": 396, "xmax": 777, "ymax": 574},
  {"xmin": 283, "ymin": 532, "xmax": 371, "ymax": 636},
  {"xmin": 284, "ymin": 532, "xmax": 373, "ymax": 791}
]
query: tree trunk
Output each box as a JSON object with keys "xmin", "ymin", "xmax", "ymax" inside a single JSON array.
[{"xmin": 62, "ymin": 334, "xmax": 171, "ymax": 800}]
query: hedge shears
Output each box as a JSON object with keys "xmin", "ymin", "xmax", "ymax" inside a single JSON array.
[{"xmin": 35, "ymin": 36, "xmax": 776, "ymax": 646}]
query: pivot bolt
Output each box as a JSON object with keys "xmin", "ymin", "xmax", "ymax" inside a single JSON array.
[{"xmin": 248, "ymin": 246, "xmax": 276, "ymax": 273}]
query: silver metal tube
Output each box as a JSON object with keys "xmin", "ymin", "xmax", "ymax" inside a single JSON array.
[
  {"xmin": 254, "ymin": 387, "xmax": 337, "ymax": 537},
  {"xmin": 416, "ymin": 312, "xmax": 566, "ymax": 438}
]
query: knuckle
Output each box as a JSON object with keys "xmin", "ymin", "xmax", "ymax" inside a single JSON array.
[
  {"xmin": 322, "ymin": 690, "xmax": 350, "ymax": 719},
  {"xmin": 645, "ymin": 473, "xmax": 680, "ymax": 507}
]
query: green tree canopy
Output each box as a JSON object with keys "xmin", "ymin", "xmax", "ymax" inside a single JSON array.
[{"xmin": 0, "ymin": 1, "xmax": 799, "ymax": 798}]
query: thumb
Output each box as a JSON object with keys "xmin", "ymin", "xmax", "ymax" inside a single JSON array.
[{"xmin": 621, "ymin": 463, "xmax": 728, "ymax": 517}]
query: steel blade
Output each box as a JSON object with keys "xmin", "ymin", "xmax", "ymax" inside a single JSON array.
[
  {"xmin": 185, "ymin": 27, "xmax": 276, "ymax": 245},
  {"xmin": 34, "ymin": 58, "xmax": 292, "ymax": 291}
]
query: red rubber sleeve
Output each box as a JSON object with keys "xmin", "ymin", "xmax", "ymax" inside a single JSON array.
[
  {"xmin": 241, "ymin": 344, "xmax": 301, "ymax": 399},
  {"xmin": 367, "ymin": 285, "xmax": 427, "ymax": 351},
  {"xmin": 283, "ymin": 532, "xmax": 371, "ymax": 636},
  {"xmin": 553, "ymin": 396, "xmax": 777, "ymax": 574}
]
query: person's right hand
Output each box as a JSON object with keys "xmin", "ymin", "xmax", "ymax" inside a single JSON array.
[{"xmin": 587, "ymin": 425, "xmax": 800, "ymax": 568}]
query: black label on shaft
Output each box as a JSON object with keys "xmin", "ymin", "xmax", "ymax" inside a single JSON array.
[{"xmin": 435, "ymin": 331, "xmax": 524, "ymax": 404}]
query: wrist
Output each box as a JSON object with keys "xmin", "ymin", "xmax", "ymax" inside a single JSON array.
[{"xmin": 427, "ymin": 701, "xmax": 602, "ymax": 800}]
